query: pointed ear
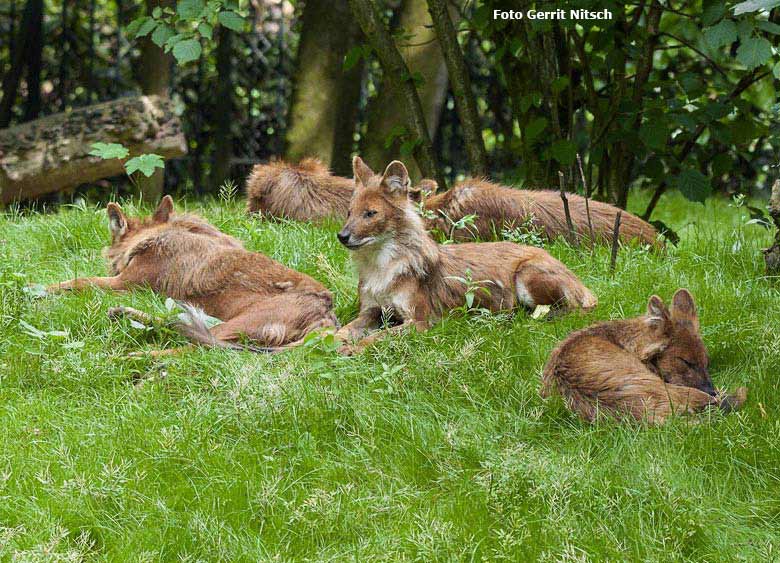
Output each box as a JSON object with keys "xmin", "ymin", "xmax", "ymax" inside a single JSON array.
[
  {"xmin": 410, "ymin": 178, "xmax": 438, "ymax": 201},
  {"xmin": 106, "ymin": 203, "xmax": 127, "ymax": 240},
  {"xmin": 645, "ymin": 295, "xmax": 670, "ymax": 329},
  {"xmin": 152, "ymin": 195, "xmax": 174, "ymax": 223},
  {"xmin": 671, "ymin": 288, "xmax": 699, "ymax": 330},
  {"xmin": 381, "ymin": 160, "xmax": 410, "ymax": 195},
  {"xmin": 352, "ymin": 156, "xmax": 374, "ymax": 187}
]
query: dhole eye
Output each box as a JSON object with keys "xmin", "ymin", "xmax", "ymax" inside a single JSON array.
[{"xmin": 363, "ymin": 210, "xmax": 377, "ymax": 218}]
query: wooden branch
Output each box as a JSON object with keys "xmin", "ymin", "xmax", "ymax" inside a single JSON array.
[
  {"xmin": 426, "ymin": 0, "xmax": 487, "ymax": 176},
  {"xmin": 348, "ymin": 0, "xmax": 447, "ymax": 189},
  {"xmin": 610, "ymin": 211, "xmax": 622, "ymax": 273},
  {"xmin": 577, "ymin": 153, "xmax": 595, "ymax": 243},
  {"xmin": 0, "ymin": 95, "xmax": 187, "ymax": 204},
  {"xmin": 765, "ymin": 179, "xmax": 780, "ymax": 275},
  {"xmin": 558, "ymin": 171, "xmax": 576, "ymax": 244}
]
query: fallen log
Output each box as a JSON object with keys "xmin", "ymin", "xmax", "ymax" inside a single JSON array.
[
  {"xmin": 765, "ymin": 179, "xmax": 780, "ymax": 276},
  {"xmin": 0, "ymin": 95, "xmax": 187, "ymax": 204}
]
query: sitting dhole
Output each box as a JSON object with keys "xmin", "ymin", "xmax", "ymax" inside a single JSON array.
[
  {"xmin": 246, "ymin": 157, "xmax": 353, "ymax": 221},
  {"xmin": 541, "ymin": 289, "xmax": 747, "ymax": 424},
  {"xmin": 335, "ymin": 157, "xmax": 597, "ymax": 351},
  {"xmin": 412, "ymin": 178, "xmax": 659, "ymax": 245},
  {"xmin": 47, "ymin": 196, "xmax": 338, "ymax": 354}
]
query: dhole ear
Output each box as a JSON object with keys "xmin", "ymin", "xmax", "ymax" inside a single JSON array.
[
  {"xmin": 409, "ymin": 178, "xmax": 438, "ymax": 202},
  {"xmin": 645, "ymin": 295, "xmax": 670, "ymax": 329},
  {"xmin": 381, "ymin": 160, "xmax": 410, "ymax": 195},
  {"xmin": 671, "ymin": 288, "xmax": 699, "ymax": 330},
  {"xmin": 106, "ymin": 203, "xmax": 127, "ymax": 239},
  {"xmin": 153, "ymin": 195, "xmax": 174, "ymax": 223},
  {"xmin": 352, "ymin": 156, "xmax": 374, "ymax": 187}
]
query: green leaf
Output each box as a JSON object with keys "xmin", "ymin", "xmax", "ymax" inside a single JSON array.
[
  {"xmin": 125, "ymin": 17, "xmax": 147, "ymax": 38},
  {"xmin": 399, "ymin": 138, "xmax": 420, "ymax": 157},
  {"xmin": 736, "ymin": 36, "xmax": 773, "ymax": 69},
  {"xmin": 549, "ymin": 139, "xmax": 576, "ymax": 166},
  {"xmin": 172, "ymin": 38, "xmax": 202, "ymax": 64},
  {"xmin": 343, "ymin": 45, "xmax": 363, "ymax": 71},
  {"xmin": 218, "ymin": 10, "xmax": 245, "ymax": 32},
  {"xmin": 639, "ymin": 119, "xmax": 668, "ymax": 150},
  {"xmin": 89, "ymin": 142, "xmax": 129, "ymax": 160},
  {"xmin": 125, "ymin": 154, "xmax": 165, "ymax": 177},
  {"xmin": 675, "ymin": 169, "xmax": 711, "ymax": 203},
  {"xmin": 135, "ymin": 18, "xmax": 158, "ymax": 38},
  {"xmin": 198, "ymin": 22, "xmax": 213, "ymax": 40},
  {"xmin": 758, "ymin": 20, "xmax": 780, "ymax": 34},
  {"xmin": 152, "ymin": 6, "xmax": 162, "ymax": 18},
  {"xmin": 703, "ymin": 20, "xmax": 737, "ymax": 49},
  {"xmin": 177, "ymin": 0, "xmax": 205, "ymax": 20},
  {"xmin": 151, "ymin": 23, "xmax": 174, "ymax": 47},
  {"xmin": 524, "ymin": 116, "xmax": 547, "ymax": 145},
  {"xmin": 551, "ymin": 76, "xmax": 570, "ymax": 95},
  {"xmin": 737, "ymin": 19, "xmax": 756, "ymax": 40},
  {"xmin": 702, "ymin": 0, "xmax": 726, "ymax": 26},
  {"xmin": 733, "ymin": 0, "xmax": 780, "ymax": 15},
  {"xmin": 773, "ymin": 61, "xmax": 780, "ymax": 78}
]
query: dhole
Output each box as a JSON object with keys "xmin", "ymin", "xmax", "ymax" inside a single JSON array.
[
  {"xmin": 541, "ymin": 289, "xmax": 747, "ymax": 424},
  {"xmin": 46, "ymin": 196, "xmax": 338, "ymax": 353},
  {"xmin": 335, "ymin": 157, "xmax": 597, "ymax": 350},
  {"xmin": 411, "ymin": 178, "xmax": 659, "ymax": 245},
  {"xmin": 246, "ymin": 158, "xmax": 353, "ymax": 221}
]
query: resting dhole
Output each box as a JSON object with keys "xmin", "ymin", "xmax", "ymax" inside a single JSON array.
[
  {"xmin": 335, "ymin": 157, "xmax": 597, "ymax": 351},
  {"xmin": 46, "ymin": 196, "xmax": 338, "ymax": 354},
  {"xmin": 412, "ymin": 178, "xmax": 659, "ymax": 245},
  {"xmin": 541, "ymin": 289, "xmax": 747, "ymax": 424},
  {"xmin": 246, "ymin": 157, "xmax": 353, "ymax": 221}
]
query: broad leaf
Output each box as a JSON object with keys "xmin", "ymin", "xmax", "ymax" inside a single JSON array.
[
  {"xmin": 218, "ymin": 11, "xmax": 245, "ymax": 32},
  {"xmin": 125, "ymin": 154, "xmax": 165, "ymax": 177},
  {"xmin": 702, "ymin": 0, "xmax": 726, "ymax": 26},
  {"xmin": 198, "ymin": 22, "xmax": 213, "ymax": 40},
  {"xmin": 524, "ymin": 116, "xmax": 548, "ymax": 145},
  {"xmin": 343, "ymin": 45, "xmax": 363, "ymax": 71},
  {"xmin": 639, "ymin": 119, "xmax": 668, "ymax": 150},
  {"xmin": 89, "ymin": 142, "xmax": 129, "ymax": 160},
  {"xmin": 172, "ymin": 38, "xmax": 202, "ymax": 64},
  {"xmin": 151, "ymin": 23, "xmax": 174, "ymax": 47},
  {"xmin": 675, "ymin": 168, "xmax": 711, "ymax": 203},
  {"xmin": 703, "ymin": 20, "xmax": 737, "ymax": 49},
  {"xmin": 135, "ymin": 18, "xmax": 158, "ymax": 38},
  {"xmin": 177, "ymin": 0, "xmax": 205, "ymax": 20},
  {"xmin": 733, "ymin": 0, "xmax": 780, "ymax": 15},
  {"xmin": 736, "ymin": 36, "xmax": 772, "ymax": 69},
  {"xmin": 758, "ymin": 20, "xmax": 780, "ymax": 34},
  {"xmin": 549, "ymin": 139, "xmax": 576, "ymax": 166},
  {"xmin": 125, "ymin": 17, "xmax": 147, "ymax": 38}
]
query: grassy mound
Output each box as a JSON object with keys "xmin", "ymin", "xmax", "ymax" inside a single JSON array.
[{"xmin": 0, "ymin": 192, "xmax": 778, "ymax": 561}]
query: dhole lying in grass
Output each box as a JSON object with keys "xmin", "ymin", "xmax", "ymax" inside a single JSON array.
[
  {"xmin": 335, "ymin": 157, "xmax": 597, "ymax": 351},
  {"xmin": 541, "ymin": 289, "xmax": 747, "ymax": 424},
  {"xmin": 245, "ymin": 159, "xmax": 657, "ymax": 246},
  {"xmin": 246, "ymin": 157, "xmax": 353, "ymax": 221},
  {"xmin": 47, "ymin": 196, "xmax": 338, "ymax": 354},
  {"xmin": 411, "ymin": 178, "xmax": 659, "ymax": 245}
]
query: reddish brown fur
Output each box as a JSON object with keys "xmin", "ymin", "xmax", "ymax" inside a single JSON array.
[
  {"xmin": 541, "ymin": 289, "xmax": 747, "ymax": 424},
  {"xmin": 245, "ymin": 158, "xmax": 353, "ymax": 221},
  {"xmin": 414, "ymin": 178, "xmax": 659, "ymax": 245},
  {"xmin": 47, "ymin": 196, "xmax": 338, "ymax": 353},
  {"xmin": 335, "ymin": 157, "xmax": 597, "ymax": 352}
]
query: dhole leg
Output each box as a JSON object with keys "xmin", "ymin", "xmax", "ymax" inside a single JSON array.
[
  {"xmin": 339, "ymin": 319, "xmax": 428, "ymax": 355},
  {"xmin": 47, "ymin": 276, "xmax": 127, "ymax": 293},
  {"xmin": 336, "ymin": 307, "xmax": 383, "ymax": 343},
  {"xmin": 514, "ymin": 264, "xmax": 596, "ymax": 312}
]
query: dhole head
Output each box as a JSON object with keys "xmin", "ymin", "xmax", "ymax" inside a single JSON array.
[
  {"xmin": 103, "ymin": 196, "xmax": 174, "ymax": 274},
  {"xmin": 644, "ymin": 289, "xmax": 715, "ymax": 396},
  {"xmin": 337, "ymin": 157, "xmax": 412, "ymax": 250}
]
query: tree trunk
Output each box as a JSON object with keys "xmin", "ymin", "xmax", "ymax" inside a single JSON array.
[
  {"xmin": 426, "ymin": 0, "xmax": 486, "ymax": 176},
  {"xmin": 0, "ymin": 0, "xmax": 40, "ymax": 127},
  {"xmin": 765, "ymin": 180, "xmax": 780, "ymax": 276},
  {"xmin": 209, "ymin": 27, "xmax": 234, "ymax": 192},
  {"xmin": 0, "ymin": 95, "xmax": 187, "ymax": 205},
  {"xmin": 22, "ymin": 0, "xmax": 43, "ymax": 121},
  {"xmin": 284, "ymin": 0, "xmax": 364, "ymax": 176},
  {"xmin": 359, "ymin": 0, "xmax": 450, "ymax": 182},
  {"xmin": 136, "ymin": 0, "xmax": 174, "ymax": 202}
]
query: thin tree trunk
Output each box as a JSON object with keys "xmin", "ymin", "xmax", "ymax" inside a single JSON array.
[
  {"xmin": 0, "ymin": 0, "xmax": 39, "ymax": 127},
  {"xmin": 210, "ymin": 27, "xmax": 234, "ymax": 192},
  {"xmin": 426, "ymin": 0, "xmax": 486, "ymax": 176},
  {"xmin": 350, "ymin": 0, "xmax": 446, "ymax": 188},
  {"xmin": 137, "ymin": 0, "xmax": 173, "ymax": 202},
  {"xmin": 23, "ymin": 0, "xmax": 43, "ymax": 121},
  {"xmin": 360, "ymin": 0, "xmax": 450, "ymax": 181},
  {"xmin": 284, "ymin": 0, "xmax": 364, "ymax": 176}
]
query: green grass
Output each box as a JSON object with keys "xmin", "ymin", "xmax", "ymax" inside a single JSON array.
[{"xmin": 1, "ymin": 191, "xmax": 779, "ymax": 561}]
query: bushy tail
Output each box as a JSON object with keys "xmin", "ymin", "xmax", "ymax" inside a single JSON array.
[{"xmin": 542, "ymin": 358, "xmax": 745, "ymax": 425}]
